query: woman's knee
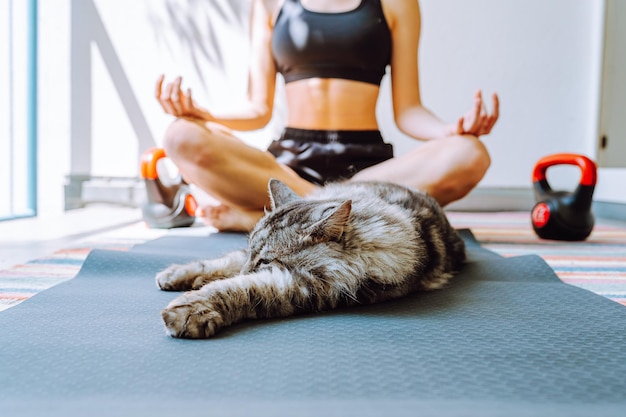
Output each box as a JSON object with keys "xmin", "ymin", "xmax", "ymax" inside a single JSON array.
[
  {"xmin": 162, "ymin": 118, "xmax": 219, "ymax": 167},
  {"xmin": 433, "ymin": 135, "xmax": 491, "ymax": 203},
  {"xmin": 459, "ymin": 135, "xmax": 491, "ymax": 183}
]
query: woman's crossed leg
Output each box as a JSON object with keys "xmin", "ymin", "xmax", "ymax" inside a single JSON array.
[{"xmin": 163, "ymin": 118, "xmax": 490, "ymax": 231}]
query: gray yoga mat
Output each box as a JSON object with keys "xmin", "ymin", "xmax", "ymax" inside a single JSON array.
[{"xmin": 1, "ymin": 230, "xmax": 625, "ymax": 417}]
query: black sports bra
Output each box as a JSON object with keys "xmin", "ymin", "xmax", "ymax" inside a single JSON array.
[{"xmin": 271, "ymin": 0, "xmax": 392, "ymax": 85}]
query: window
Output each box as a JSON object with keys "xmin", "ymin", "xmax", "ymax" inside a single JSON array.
[{"xmin": 0, "ymin": 0, "xmax": 37, "ymax": 221}]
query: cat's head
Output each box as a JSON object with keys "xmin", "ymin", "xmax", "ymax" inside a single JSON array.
[{"xmin": 243, "ymin": 179, "xmax": 352, "ymax": 273}]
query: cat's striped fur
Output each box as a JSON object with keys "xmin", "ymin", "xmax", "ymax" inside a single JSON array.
[{"xmin": 157, "ymin": 179, "xmax": 465, "ymax": 339}]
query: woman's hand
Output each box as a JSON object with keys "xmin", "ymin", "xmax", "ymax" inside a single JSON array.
[
  {"xmin": 449, "ymin": 90, "xmax": 499, "ymax": 137},
  {"xmin": 155, "ymin": 75, "xmax": 212, "ymax": 121}
]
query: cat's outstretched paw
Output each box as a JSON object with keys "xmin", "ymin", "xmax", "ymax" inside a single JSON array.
[
  {"xmin": 156, "ymin": 258, "xmax": 241, "ymax": 291},
  {"xmin": 155, "ymin": 265, "xmax": 190, "ymax": 291},
  {"xmin": 161, "ymin": 294, "xmax": 224, "ymax": 339},
  {"xmin": 156, "ymin": 264, "xmax": 219, "ymax": 292}
]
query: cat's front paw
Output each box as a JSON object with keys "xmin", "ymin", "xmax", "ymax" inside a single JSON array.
[
  {"xmin": 156, "ymin": 260, "xmax": 235, "ymax": 292},
  {"xmin": 161, "ymin": 293, "xmax": 224, "ymax": 339},
  {"xmin": 155, "ymin": 264, "xmax": 189, "ymax": 291}
]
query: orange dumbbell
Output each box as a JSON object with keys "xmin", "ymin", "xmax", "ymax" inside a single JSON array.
[{"xmin": 140, "ymin": 148, "xmax": 197, "ymax": 229}]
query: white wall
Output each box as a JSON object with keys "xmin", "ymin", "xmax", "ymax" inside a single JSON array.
[
  {"xmin": 37, "ymin": 0, "xmax": 623, "ymax": 216},
  {"xmin": 394, "ymin": 0, "xmax": 604, "ymax": 187}
]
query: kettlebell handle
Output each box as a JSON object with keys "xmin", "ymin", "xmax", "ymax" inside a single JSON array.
[
  {"xmin": 532, "ymin": 153, "xmax": 597, "ymax": 187},
  {"xmin": 140, "ymin": 147, "xmax": 167, "ymax": 180}
]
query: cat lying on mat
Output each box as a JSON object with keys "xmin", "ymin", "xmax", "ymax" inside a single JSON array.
[{"xmin": 156, "ymin": 179, "xmax": 466, "ymax": 339}]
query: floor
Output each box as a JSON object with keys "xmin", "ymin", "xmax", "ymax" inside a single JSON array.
[
  {"xmin": 1, "ymin": 205, "xmax": 625, "ymax": 270},
  {"xmin": 1, "ymin": 205, "xmax": 624, "ymax": 311},
  {"xmin": 0, "ymin": 206, "xmax": 147, "ymax": 270}
]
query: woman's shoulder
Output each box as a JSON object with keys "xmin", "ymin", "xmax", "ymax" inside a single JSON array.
[
  {"xmin": 381, "ymin": 0, "xmax": 420, "ymax": 14},
  {"xmin": 249, "ymin": 0, "xmax": 282, "ymax": 26},
  {"xmin": 256, "ymin": 0, "xmax": 284, "ymax": 25},
  {"xmin": 380, "ymin": 0, "xmax": 420, "ymax": 29}
]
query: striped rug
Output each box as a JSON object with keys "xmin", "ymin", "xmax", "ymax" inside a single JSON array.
[
  {"xmin": 1, "ymin": 212, "xmax": 625, "ymax": 311},
  {"xmin": 447, "ymin": 211, "xmax": 626, "ymax": 306},
  {"xmin": 0, "ymin": 238, "xmax": 147, "ymax": 312}
]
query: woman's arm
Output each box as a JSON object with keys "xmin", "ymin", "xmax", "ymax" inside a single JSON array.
[
  {"xmin": 385, "ymin": 0, "xmax": 498, "ymax": 141},
  {"xmin": 156, "ymin": 0, "xmax": 278, "ymax": 132}
]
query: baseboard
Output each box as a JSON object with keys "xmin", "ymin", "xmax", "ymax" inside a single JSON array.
[
  {"xmin": 446, "ymin": 187, "xmax": 535, "ymax": 212},
  {"xmin": 65, "ymin": 175, "xmax": 145, "ymax": 210},
  {"xmin": 447, "ymin": 186, "xmax": 626, "ymax": 223},
  {"xmin": 593, "ymin": 201, "xmax": 626, "ymax": 222},
  {"xmin": 62, "ymin": 178, "xmax": 625, "ymax": 222}
]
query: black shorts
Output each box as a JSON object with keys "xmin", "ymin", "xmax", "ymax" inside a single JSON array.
[{"xmin": 267, "ymin": 128, "xmax": 394, "ymax": 185}]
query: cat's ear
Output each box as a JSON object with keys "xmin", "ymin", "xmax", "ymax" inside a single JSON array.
[
  {"xmin": 309, "ymin": 200, "xmax": 352, "ymax": 242},
  {"xmin": 268, "ymin": 178, "xmax": 301, "ymax": 210}
]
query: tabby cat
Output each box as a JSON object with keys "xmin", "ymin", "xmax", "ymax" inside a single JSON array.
[{"xmin": 156, "ymin": 179, "xmax": 466, "ymax": 338}]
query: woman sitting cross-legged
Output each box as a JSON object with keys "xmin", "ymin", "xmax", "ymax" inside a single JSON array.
[{"xmin": 155, "ymin": 0, "xmax": 499, "ymax": 232}]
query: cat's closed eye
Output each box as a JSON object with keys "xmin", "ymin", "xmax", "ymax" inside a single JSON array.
[{"xmin": 257, "ymin": 258, "xmax": 272, "ymax": 266}]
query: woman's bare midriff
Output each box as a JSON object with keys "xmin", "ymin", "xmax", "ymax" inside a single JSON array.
[
  {"xmin": 283, "ymin": 78, "xmax": 381, "ymax": 131},
  {"xmin": 196, "ymin": 78, "xmax": 383, "ymax": 231}
]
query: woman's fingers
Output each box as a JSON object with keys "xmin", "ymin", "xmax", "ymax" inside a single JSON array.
[
  {"xmin": 155, "ymin": 74, "xmax": 165, "ymax": 100},
  {"xmin": 456, "ymin": 116, "xmax": 465, "ymax": 134},
  {"xmin": 482, "ymin": 115, "xmax": 497, "ymax": 135},
  {"xmin": 480, "ymin": 93, "xmax": 500, "ymax": 135},
  {"xmin": 465, "ymin": 93, "xmax": 483, "ymax": 134},
  {"xmin": 185, "ymin": 88, "xmax": 195, "ymax": 114},
  {"xmin": 454, "ymin": 90, "xmax": 500, "ymax": 136},
  {"xmin": 156, "ymin": 75, "xmax": 190, "ymax": 116},
  {"xmin": 155, "ymin": 74, "xmax": 172, "ymax": 114},
  {"xmin": 473, "ymin": 92, "xmax": 500, "ymax": 136},
  {"xmin": 169, "ymin": 77, "xmax": 184, "ymax": 115},
  {"xmin": 491, "ymin": 93, "xmax": 500, "ymax": 123},
  {"xmin": 155, "ymin": 75, "xmax": 206, "ymax": 119},
  {"xmin": 479, "ymin": 114, "xmax": 490, "ymax": 134},
  {"xmin": 161, "ymin": 79, "xmax": 179, "ymax": 115}
]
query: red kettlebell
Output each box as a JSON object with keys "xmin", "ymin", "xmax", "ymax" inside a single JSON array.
[
  {"xmin": 531, "ymin": 153, "xmax": 597, "ymax": 241},
  {"xmin": 140, "ymin": 148, "xmax": 197, "ymax": 229}
]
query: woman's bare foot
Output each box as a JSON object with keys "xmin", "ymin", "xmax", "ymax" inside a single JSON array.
[{"xmin": 196, "ymin": 204, "xmax": 263, "ymax": 232}]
